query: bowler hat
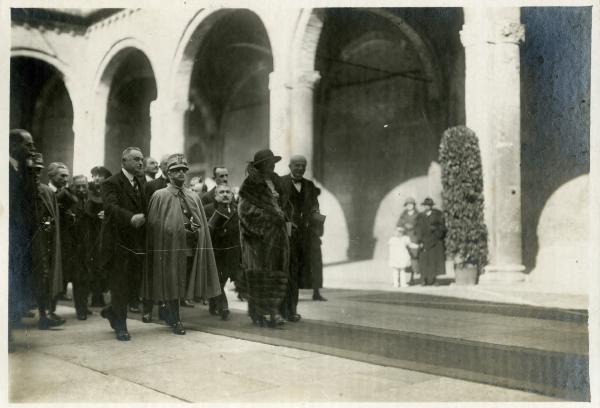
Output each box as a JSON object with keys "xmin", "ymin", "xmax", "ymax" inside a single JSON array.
[
  {"xmin": 404, "ymin": 197, "xmax": 416, "ymax": 206},
  {"xmin": 421, "ymin": 197, "xmax": 435, "ymax": 206},
  {"xmin": 252, "ymin": 149, "xmax": 281, "ymax": 165},
  {"xmin": 166, "ymin": 154, "xmax": 189, "ymax": 171}
]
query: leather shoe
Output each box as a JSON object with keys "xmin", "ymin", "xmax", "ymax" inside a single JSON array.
[
  {"xmin": 208, "ymin": 304, "xmax": 218, "ymax": 316},
  {"xmin": 268, "ymin": 314, "xmax": 286, "ymax": 328},
  {"xmin": 312, "ymin": 293, "xmax": 327, "ymax": 301},
  {"xmin": 221, "ymin": 309, "xmax": 230, "ymax": 321},
  {"xmin": 101, "ymin": 308, "xmax": 116, "ymax": 330},
  {"xmin": 38, "ymin": 315, "xmax": 65, "ymax": 330},
  {"xmin": 116, "ymin": 330, "xmax": 131, "ymax": 341},
  {"xmin": 181, "ymin": 299, "xmax": 195, "ymax": 308},
  {"xmin": 142, "ymin": 313, "xmax": 152, "ymax": 323},
  {"xmin": 48, "ymin": 312, "xmax": 66, "ymax": 324},
  {"xmin": 76, "ymin": 313, "xmax": 87, "ymax": 321},
  {"xmin": 287, "ymin": 314, "xmax": 301, "ymax": 322},
  {"xmin": 173, "ymin": 322, "xmax": 186, "ymax": 335}
]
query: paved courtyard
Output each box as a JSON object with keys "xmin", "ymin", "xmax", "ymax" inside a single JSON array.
[{"xmin": 8, "ymin": 303, "xmax": 561, "ymax": 403}]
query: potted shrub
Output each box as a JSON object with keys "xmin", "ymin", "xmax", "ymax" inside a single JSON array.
[{"xmin": 439, "ymin": 126, "xmax": 488, "ymax": 285}]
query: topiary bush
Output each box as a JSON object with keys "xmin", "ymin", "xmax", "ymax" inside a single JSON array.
[{"xmin": 439, "ymin": 125, "xmax": 488, "ymax": 270}]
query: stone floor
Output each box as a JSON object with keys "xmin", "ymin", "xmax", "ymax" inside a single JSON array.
[{"xmin": 9, "ymin": 305, "xmax": 560, "ymax": 403}]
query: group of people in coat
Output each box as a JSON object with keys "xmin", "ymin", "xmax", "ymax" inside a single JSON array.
[
  {"xmin": 8, "ymin": 127, "xmax": 326, "ymax": 346},
  {"xmin": 389, "ymin": 197, "xmax": 446, "ymax": 287}
]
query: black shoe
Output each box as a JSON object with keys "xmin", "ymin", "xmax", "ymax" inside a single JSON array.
[
  {"xmin": 128, "ymin": 306, "xmax": 141, "ymax": 313},
  {"xmin": 101, "ymin": 307, "xmax": 116, "ymax": 330},
  {"xmin": 142, "ymin": 313, "xmax": 152, "ymax": 323},
  {"xmin": 76, "ymin": 313, "xmax": 87, "ymax": 321},
  {"xmin": 208, "ymin": 304, "xmax": 218, "ymax": 316},
  {"xmin": 116, "ymin": 330, "xmax": 131, "ymax": 341},
  {"xmin": 48, "ymin": 313, "xmax": 65, "ymax": 324},
  {"xmin": 158, "ymin": 304, "xmax": 174, "ymax": 326},
  {"xmin": 221, "ymin": 309, "xmax": 230, "ymax": 321},
  {"xmin": 173, "ymin": 322, "xmax": 186, "ymax": 335},
  {"xmin": 180, "ymin": 299, "xmax": 195, "ymax": 308},
  {"xmin": 268, "ymin": 314, "xmax": 286, "ymax": 328},
  {"xmin": 287, "ymin": 314, "xmax": 301, "ymax": 322},
  {"xmin": 38, "ymin": 315, "xmax": 65, "ymax": 330},
  {"xmin": 312, "ymin": 293, "xmax": 327, "ymax": 301}
]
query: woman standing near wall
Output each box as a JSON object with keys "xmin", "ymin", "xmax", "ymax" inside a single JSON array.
[{"xmin": 396, "ymin": 197, "xmax": 420, "ymax": 285}]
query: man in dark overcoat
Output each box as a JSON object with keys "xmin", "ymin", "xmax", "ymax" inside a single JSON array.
[
  {"xmin": 87, "ymin": 166, "xmax": 112, "ymax": 307},
  {"xmin": 30, "ymin": 153, "xmax": 65, "ymax": 330},
  {"xmin": 280, "ymin": 155, "xmax": 326, "ymax": 322},
  {"xmin": 416, "ymin": 197, "xmax": 446, "ymax": 285},
  {"xmin": 144, "ymin": 154, "xmax": 170, "ymax": 199},
  {"xmin": 68, "ymin": 175, "xmax": 95, "ymax": 320},
  {"xmin": 9, "ymin": 129, "xmax": 36, "ymax": 333},
  {"xmin": 100, "ymin": 146, "xmax": 147, "ymax": 341},
  {"xmin": 205, "ymin": 184, "xmax": 242, "ymax": 320},
  {"xmin": 201, "ymin": 166, "xmax": 229, "ymax": 206}
]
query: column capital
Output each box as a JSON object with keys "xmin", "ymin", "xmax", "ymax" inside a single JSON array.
[
  {"xmin": 293, "ymin": 70, "xmax": 321, "ymax": 90},
  {"xmin": 495, "ymin": 21, "xmax": 525, "ymax": 44},
  {"xmin": 461, "ymin": 18, "xmax": 524, "ymax": 47}
]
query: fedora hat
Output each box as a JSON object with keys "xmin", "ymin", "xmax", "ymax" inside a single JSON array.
[
  {"xmin": 421, "ymin": 197, "xmax": 435, "ymax": 206},
  {"xmin": 251, "ymin": 149, "xmax": 281, "ymax": 165}
]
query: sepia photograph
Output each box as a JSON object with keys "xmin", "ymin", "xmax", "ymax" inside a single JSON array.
[{"xmin": 2, "ymin": 0, "xmax": 597, "ymax": 404}]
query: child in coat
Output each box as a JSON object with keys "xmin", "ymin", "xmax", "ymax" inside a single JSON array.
[{"xmin": 388, "ymin": 226, "xmax": 418, "ymax": 288}]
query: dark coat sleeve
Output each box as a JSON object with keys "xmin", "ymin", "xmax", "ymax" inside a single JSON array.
[{"xmin": 102, "ymin": 177, "xmax": 134, "ymax": 227}]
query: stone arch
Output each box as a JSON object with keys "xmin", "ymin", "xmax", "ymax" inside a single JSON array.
[
  {"xmin": 169, "ymin": 8, "xmax": 274, "ymax": 186},
  {"xmin": 170, "ymin": 8, "xmax": 275, "ymax": 116},
  {"xmin": 93, "ymin": 40, "xmax": 157, "ymax": 172},
  {"xmin": 294, "ymin": 8, "xmax": 448, "ymax": 262},
  {"xmin": 10, "ymin": 48, "xmax": 79, "ymax": 105},
  {"xmin": 292, "ymin": 8, "xmax": 441, "ymax": 99},
  {"xmin": 10, "ymin": 54, "xmax": 75, "ymax": 175}
]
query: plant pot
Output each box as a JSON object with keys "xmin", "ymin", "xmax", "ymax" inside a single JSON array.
[{"xmin": 454, "ymin": 265, "xmax": 478, "ymax": 285}]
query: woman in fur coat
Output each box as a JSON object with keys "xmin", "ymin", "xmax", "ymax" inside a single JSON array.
[{"xmin": 238, "ymin": 149, "xmax": 290, "ymax": 328}]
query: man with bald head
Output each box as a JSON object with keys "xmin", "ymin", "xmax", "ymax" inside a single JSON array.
[
  {"xmin": 100, "ymin": 147, "xmax": 147, "ymax": 341},
  {"xmin": 280, "ymin": 155, "xmax": 327, "ymax": 322},
  {"xmin": 143, "ymin": 157, "xmax": 159, "ymax": 182},
  {"xmin": 144, "ymin": 154, "xmax": 170, "ymax": 200}
]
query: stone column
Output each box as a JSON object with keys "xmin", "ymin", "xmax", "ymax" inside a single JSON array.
[
  {"xmin": 461, "ymin": 8, "xmax": 526, "ymax": 282},
  {"xmin": 269, "ymin": 71, "xmax": 292, "ymax": 174},
  {"xmin": 149, "ymin": 98, "xmax": 187, "ymax": 158},
  {"xmin": 290, "ymin": 70, "xmax": 321, "ymax": 179}
]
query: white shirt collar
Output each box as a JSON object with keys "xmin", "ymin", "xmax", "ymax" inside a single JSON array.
[
  {"xmin": 122, "ymin": 168, "xmax": 136, "ymax": 184},
  {"xmin": 48, "ymin": 182, "xmax": 58, "ymax": 193}
]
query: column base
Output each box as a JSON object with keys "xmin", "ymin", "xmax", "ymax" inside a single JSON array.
[{"xmin": 479, "ymin": 264, "xmax": 526, "ymax": 283}]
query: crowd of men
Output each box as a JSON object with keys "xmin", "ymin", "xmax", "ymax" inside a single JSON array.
[{"xmin": 8, "ymin": 128, "xmax": 326, "ymax": 347}]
